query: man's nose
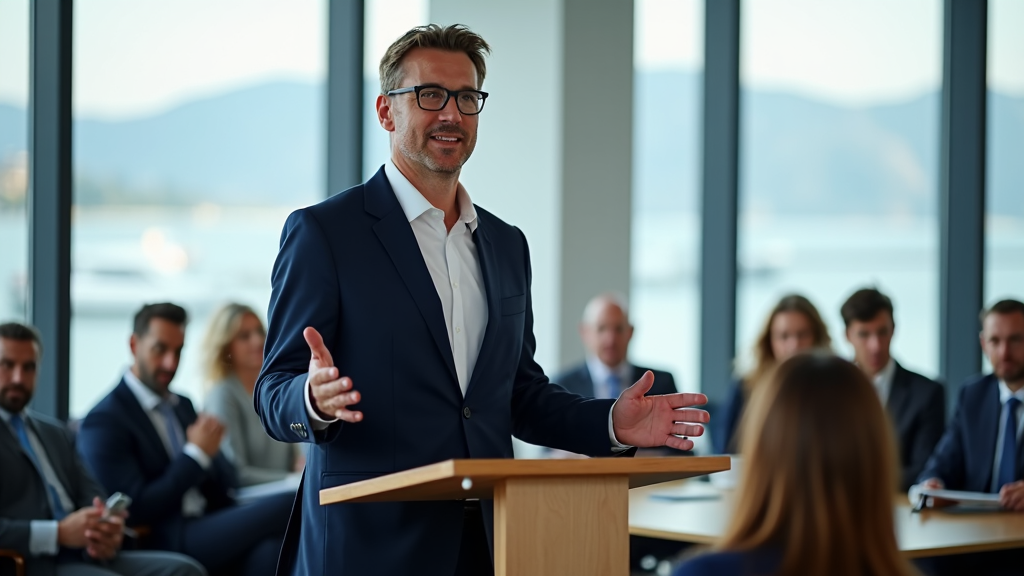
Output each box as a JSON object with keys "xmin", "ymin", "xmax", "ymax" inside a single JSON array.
[{"xmin": 437, "ymin": 95, "xmax": 463, "ymax": 121}]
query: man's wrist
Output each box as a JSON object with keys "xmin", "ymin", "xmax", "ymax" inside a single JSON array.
[{"xmin": 305, "ymin": 375, "xmax": 338, "ymax": 430}]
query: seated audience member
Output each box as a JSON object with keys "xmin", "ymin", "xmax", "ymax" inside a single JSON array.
[
  {"xmin": 841, "ymin": 288, "xmax": 945, "ymax": 490},
  {"xmin": 0, "ymin": 322, "xmax": 205, "ymax": 576},
  {"xmin": 76, "ymin": 304, "xmax": 292, "ymax": 576},
  {"xmin": 556, "ymin": 293, "xmax": 677, "ymax": 399},
  {"xmin": 201, "ymin": 303, "xmax": 299, "ymax": 487},
  {"xmin": 675, "ymin": 353, "xmax": 918, "ymax": 576},
  {"xmin": 713, "ymin": 294, "xmax": 830, "ymax": 454},
  {"xmin": 911, "ymin": 299, "xmax": 1024, "ymax": 575}
]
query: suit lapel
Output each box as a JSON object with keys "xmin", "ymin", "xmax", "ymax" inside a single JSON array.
[
  {"xmin": 465, "ymin": 222, "xmax": 501, "ymax": 398},
  {"xmin": 23, "ymin": 415, "xmax": 74, "ymax": 502},
  {"xmin": 366, "ymin": 169, "xmax": 458, "ymax": 386},
  {"xmin": 114, "ymin": 380, "xmax": 171, "ymax": 466},
  {"xmin": 978, "ymin": 378, "xmax": 1001, "ymax": 486},
  {"xmin": 886, "ymin": 363, "xmax": 911, "ymax": 428}
]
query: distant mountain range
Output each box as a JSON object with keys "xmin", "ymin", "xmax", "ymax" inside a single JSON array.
[{"xmin": 0, "ymin": 74, "xmax": 1021, "ymax": 217}]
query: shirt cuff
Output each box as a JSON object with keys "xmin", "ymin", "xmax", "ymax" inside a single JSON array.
[
  {"xmin": 608, "ymin": 402, "xmax": 631, "ymax": 452},
  {"xmin": 29, "ymin": 519, "xmax": 59, "ymax": 556},
  {"xmin": 183, "ymin": 443, "xmax": 212, "ymax": 469},
  {"xmin": 305, "ymin": 375, "xmax": 337, "ymax": 431}
]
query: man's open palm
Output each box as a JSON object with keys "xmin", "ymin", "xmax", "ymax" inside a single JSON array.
[{"xmin": 611, "ymin": 371, "xmax": 708, "ymax": 451}]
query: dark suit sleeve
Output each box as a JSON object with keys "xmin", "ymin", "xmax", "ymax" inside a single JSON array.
[
  {"xmin": 77, "ymin": 407, "xmax": 207, "ymax": 526},
  {"xmin": 0, "ymin": 518, "xmax": 32, "ymax": 555},
  {"xmin": 508, "ymin": 229, "xmax": 619, "ymax": 456},
  {"xmin": 917, "ymin": 385, "xmax": 966, "ymax": 489},
  {"xmin": 713, "ymin": 382, "xmax": 745, "ymax": 455},
  {"xmin": 901, "ymin": 381, "xmax": 947, "ymax": 490},
  {"xmin": 65, "ymin": 426, "xmax": 108, "ymax": 509},
  {"xmin": 256, "ymin": 209, "xmax": 344, "ymax": 445}
]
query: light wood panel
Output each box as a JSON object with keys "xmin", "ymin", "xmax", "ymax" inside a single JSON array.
[
  {"xmin": 320, "ymin": 457, "xmax": 730, "ymax": 505},
  {"xmin": 495, "ymin": 477, "xmax": 628, "ymax": 576},
  {"xmin": 628, "ymin": 481, "xmax": 1024, "ymax": 558}
]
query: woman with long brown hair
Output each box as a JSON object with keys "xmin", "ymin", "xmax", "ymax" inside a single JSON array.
[
  {"xmin": 676, "ymin": 353, "xmax": 918, "ymax": 576},
  {"xmin": 712, "ymin": 294, "xmax": 831, "ymax": 454}
]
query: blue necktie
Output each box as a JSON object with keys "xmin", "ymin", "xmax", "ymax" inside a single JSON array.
[
  {"xmin": 997, "ymin": 397, "xmax": 1022, "ymax": 491},
  {"xmin": 10, "ymin": 414, "xmax": 67, "ymax": 520},
  {"xmin": 601, "ymin": 373, "xmax": 621, "ymax": 400},
  {"xmin": 156, "ymin": 401, "xmax": 184, "ymax": 456}
]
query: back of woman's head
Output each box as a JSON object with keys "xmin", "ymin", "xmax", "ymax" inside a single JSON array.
[{"xmin": 723, "ymin": 352, "xmax": 916, "ymax": 576}]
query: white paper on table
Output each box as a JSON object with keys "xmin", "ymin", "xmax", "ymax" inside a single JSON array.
[{"xmin": 919, "ymin": 488, "xmax": 1002, "ymax": 507}]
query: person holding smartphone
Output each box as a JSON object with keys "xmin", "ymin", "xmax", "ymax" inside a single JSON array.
[{"xmin": 0, "ymin": 322, "xmax": 206, "ymax": 576}]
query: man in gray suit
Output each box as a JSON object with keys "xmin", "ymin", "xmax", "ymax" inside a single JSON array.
[{"xmin": 0, "ymin": 322, "xmax": 205, "ymax": 576}]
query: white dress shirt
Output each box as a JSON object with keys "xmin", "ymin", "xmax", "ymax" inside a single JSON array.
[
  {"xmin": 872, "ymin": 358, "xmax": 897, "ymax": 407},
  {"xmin": 123, "ymin": 370, "xmax": 210, "ymax": 517},
  {"xmin": 990, "ymin": 380, "xmax": 1024, "ymax": 493},
  {"xmin": 0, "ymin": 407, "xmax": 75, "ymax": 556}
]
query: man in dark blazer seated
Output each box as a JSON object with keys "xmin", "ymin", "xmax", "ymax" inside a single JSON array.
[
  {"xmin": 76, "ymin": 304, "xmax": 292, "ymax": 576},
  {"xmin": 840, "ymin": 288, "xmax": 945, "ymax": 490},
  {"xmin": 557, "ymin": 294, "xmax": 677, "ymax": 401},
  {"xmin": 0, "ymin": 322, "xmax": 204, "ymax": 576},
  {"xmin": 255, "ymin": 24, "xmax": 710, "ymax": 576},
  {"xmin": 911, "ymin": 299, "xmax": 1024, "ymax": 573}
]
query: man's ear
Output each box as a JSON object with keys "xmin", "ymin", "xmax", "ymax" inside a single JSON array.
[
  {"xmin": 129, "ymin": 333, "xmax": 138, "ymax": 357},
  {"xmin": 376, "ymin": 94, "xmax": 396, "ymax": 132}
]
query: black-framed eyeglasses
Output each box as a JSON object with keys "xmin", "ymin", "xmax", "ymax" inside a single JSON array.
[{"xmin": 386, "ymin": 85, "xmax": 489, "ymax": 115}]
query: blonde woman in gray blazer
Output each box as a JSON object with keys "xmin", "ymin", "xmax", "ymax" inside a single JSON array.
[{"xmin": 201, "ymin": 304, "xmax": 300, "ymax": 487}]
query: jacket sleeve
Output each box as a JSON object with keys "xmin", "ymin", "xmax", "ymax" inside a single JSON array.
[
  {"xmin": 256, "ymin": 208, "xmax": 344, "ymax": 446},
  {"xmin": 508, "ymin": 229, "xmax": 619, "ymax": 457},
  {"xmin": 917, "ymin": 385, "xmax": 965, "ymax": 489},
  {"xmin": 712, "ymin": 382, "xmax": 745, "ymax": 455},
  {"xmin": 0, "ymin": 518, "xmax": 32, "ymax": 556},
  {"xmin": 77, "ymin": 407, "xmax": 206, "ymax": 527},
  {"xmin": 901, "ymin": 380, "xmax": 947, "ymax": 491}
]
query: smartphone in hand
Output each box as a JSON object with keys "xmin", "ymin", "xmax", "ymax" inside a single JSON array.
[{"xmin": 101, "ymin": 492, "xmax": 132, "ymax": 521}]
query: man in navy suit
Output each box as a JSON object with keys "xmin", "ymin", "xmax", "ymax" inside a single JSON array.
[
  {"xmin": 915, "ymin": 299, "xmax": 1024, "ymax": 502},
  {"xmin": 912, "ymin": 299, "xmax": 1024, "ymax": 574},
  {"xmin": 556, "ymin": 294, "xmax": 678, "ymax": 401},
  {"xmin": 77, "ymin": 304, "xmax": 292, "ymax": 576},
  {"xmin": 840, "ymin": 288, "xmax": 945, "ymax": 490},
  {"xmin": 255, "ymin": 24, "xmax": 710, "ymax": 576},
  {"xmin": 0, "ymin": 322, "xmax": 205, "ymax": 576}
]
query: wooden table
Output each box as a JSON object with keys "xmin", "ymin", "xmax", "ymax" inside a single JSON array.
[{"xmin": 629, "ymin": 481, "xmax": 1024, "ymax": 558}]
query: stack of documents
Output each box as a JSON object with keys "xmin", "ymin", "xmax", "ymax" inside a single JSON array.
[{"xmin": 919, "ymin": 488, "xmax": 1002, "ymax": 510}]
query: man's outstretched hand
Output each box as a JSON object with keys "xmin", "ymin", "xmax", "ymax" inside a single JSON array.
[
  {"xmin": 611, "ymin": 371, "xmax": 708, "ymax": 451},
  {"xmin": 305, "ymin": 327, "xmax": 363, "ymax": 423}
]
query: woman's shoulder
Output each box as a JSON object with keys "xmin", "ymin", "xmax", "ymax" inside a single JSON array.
[
  {"xmin": 203, "ymin": 377, "xmax": 246, "ymax": 407},
  {"xmin": 673, "ymin": 549, "xmax": 780, "ymax": 576}
]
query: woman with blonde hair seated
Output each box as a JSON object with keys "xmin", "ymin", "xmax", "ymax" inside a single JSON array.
[
  {"xmin": 202, "ymin": 303, "xmax": 300, "ymax": 486},
  {"xmin": 713, "ymin": 294, "xmax": 831, "ymax": 454},
  {"xmin": 675, "ymin": 353, "xmax": 917, "ymax": 576}
]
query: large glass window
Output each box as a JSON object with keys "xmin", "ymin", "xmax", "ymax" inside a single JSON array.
[
  {"xmin": 985, "ymin": 0, "xmax": 1024, "ymax": 307},
  {"xmin": 71, "ymin": 0, "xmax": 326, "ymax": 418},
  {"xmin": 738, "ymin": 0, "xmax": 943, "ymax": 377},
  {"xmin": 630, "ymin": 0, "xmax": 703, "ymax": 394},
  {"xmin": 0, "ymin": 0, "xmax": 29, "ymax": 322}
]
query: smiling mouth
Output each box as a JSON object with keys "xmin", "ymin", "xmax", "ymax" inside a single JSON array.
[{"xmin": 431, "ymin": 135, "xmax": 460, "ymax": 143}]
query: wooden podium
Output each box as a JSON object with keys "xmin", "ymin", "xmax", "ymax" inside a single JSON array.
[{"xmin": 320, "ymin": 457, "xmax": 730, "ymax": 576}]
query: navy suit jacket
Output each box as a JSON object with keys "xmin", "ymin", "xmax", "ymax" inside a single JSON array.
[
  {"xmin": 554, "ymin": 363, "xmax": 678, "ymax": 399},
  {"xmin": 77, "ymin": 379, "xmax": 238, "ymax": 551},
  {"xmin": 918, "ymin": 374, "xmax": 1022, "ymax": 492},
  {"xmin": 256, "ymin": 167, "xmax": 622, "ymax": 576},
  {"xmin": 888, "ymin": 363, "xmax": 946, "ymax": 490},
  {"xmin": 713, "ymin": 378, "xmax": 745, "ymax": 455}
]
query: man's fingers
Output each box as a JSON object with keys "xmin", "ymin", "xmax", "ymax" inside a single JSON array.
[
  {"xmin": 309, "ymin": 367, "xmax": 342, "ymax": 387},
  {"xmin": 622, "ymin": 371, "xmax": 655, "ymax": 399},
  {"xmin": 336, "ymin": 409, "xmax": 363, "ymax": 423},
  {"xmin": 671, "ymin": 408, "xmax": 710, "ymax": 423},
  {"xmin": 670, "ymin": 423, "xmax": 705, "ymax": 437},
  {"xmin": 303, "ymin": 327, "xmax": 334, "ymax": 366},
  {"xmin": 665, "ymin": 436, "xmax": 695, "ymax": 451},
  {"xmin": 319, "ymin": 391, "xmax": 361, "ymax": 413},
  {"xmin": 311, "ymin": 376, "xmax": 353, "ymax": 399},
  {"xmin": 664, "ymin": 392, "xmax": 709, "ymax": 409}
]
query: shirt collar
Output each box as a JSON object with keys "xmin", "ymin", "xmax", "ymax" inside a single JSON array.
[
  {"xmin": 873, "ymin": 358, "xmax": 897, "ymax": 390},
  {"xmin": 385, "ymin": 159, "xmax": 479, "ymax": 232},
  {"xmin": 997, "ymin": 379, "xmax": 1024, "ymax": 405},
  {"xmin": 123, "ymin": 368, "xmax": 178, "ymax": 411},
  {"xmin": 586, "ymin": 356, "xmax": 632, "ymax": 384}
]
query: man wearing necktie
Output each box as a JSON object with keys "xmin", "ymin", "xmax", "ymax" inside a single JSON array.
[
  {"xmin": 0, "ymin": 322, "xmax": 205, "ymax": 576},
  {"xmin": 76, "ymin": 304, "xmax": 293, "ymax": 576}
]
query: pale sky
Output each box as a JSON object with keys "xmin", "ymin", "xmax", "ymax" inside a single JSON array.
[{"xmin": 0, "ymin": 0, "xmax": 1021, "ymax": 118}]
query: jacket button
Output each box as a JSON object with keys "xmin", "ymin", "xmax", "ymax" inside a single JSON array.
[{"xmin": 463, "ymin": 407, "xmax": 471, "ymax": 419}]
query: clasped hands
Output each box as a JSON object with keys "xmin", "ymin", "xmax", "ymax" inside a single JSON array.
[
  {"xmin": 303, "ymin": 326, "xmax": 709, "ymax": 449},
  {"xmin": 58, "ymin": 496, "xmax": 127, "ymax": 560}
]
